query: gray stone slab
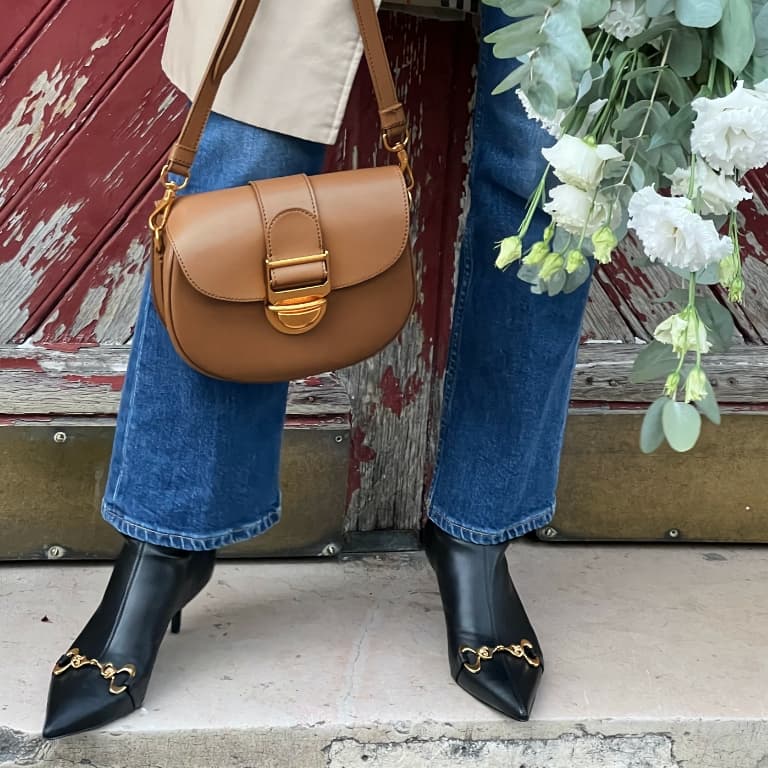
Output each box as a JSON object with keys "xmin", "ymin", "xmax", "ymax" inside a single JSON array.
[{"xmin": 1, "ymin": 543, "xmax": 767, "ymax": 766}]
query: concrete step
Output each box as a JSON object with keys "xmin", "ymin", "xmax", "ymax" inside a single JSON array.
[{"xmin": 2, "ymin": 543, "xmax": 767, "ymax": 767}]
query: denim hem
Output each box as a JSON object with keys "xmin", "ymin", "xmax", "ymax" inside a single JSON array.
[
  {"xmin": 102, "ymin": 501, "xmax": 281, "ymax": 552},
  {"xmin": 427, "ymin": 503, "xmax": 555, "ymax": 545}
]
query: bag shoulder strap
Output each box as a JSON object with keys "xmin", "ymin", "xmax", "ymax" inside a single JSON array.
[{"xmin": 164, "ymin": 0, "xmax": 409, "ymax": 180}]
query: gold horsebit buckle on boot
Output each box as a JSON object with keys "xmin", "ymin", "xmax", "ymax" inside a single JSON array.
[
  {"xmin": 52, "ymin": 648, "xmax": 137, "ymax": 696},
  {"xmin": 460, "ymin": 639, "xmax": 541, "ymax": 674}
]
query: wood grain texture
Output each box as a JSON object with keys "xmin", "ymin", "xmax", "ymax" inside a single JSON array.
[
  {"xmin": 0, "ymin": 14, "xmax": 184, "ymax": 343},
  {"xmin": 0, "ymin": 346, "xmax": 350, "ymax": 417},
  {"xmin": 329, "ymin": 15, "xmax": 477, "ymax": 531}
]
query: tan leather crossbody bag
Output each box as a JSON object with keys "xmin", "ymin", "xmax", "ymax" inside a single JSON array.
[{"xmin": 149, "ymin": 0, "xmax": 415, "ymax": 382}]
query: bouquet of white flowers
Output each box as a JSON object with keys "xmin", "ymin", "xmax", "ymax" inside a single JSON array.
[{"xmin": 485, "ymin": 0, "xmax": 768, "ymax": 452}]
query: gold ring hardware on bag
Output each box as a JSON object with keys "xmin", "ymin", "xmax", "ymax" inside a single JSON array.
[
  {"xmin": 382, "ymin": 128, "xmax": 415, "ymax": 193},
  {"xmin": 52, "ymin": 648, "xmax": 137, "ymax": 696},
  {"xmin": 460, "ymin": 639, "xmax": 541, "ymax": 674},
  {"xmin": 149, "ymin": 164, "xmax": 190, "ymax": 253},
  {"xmin": 265, "ymin": 251, "xmax": 331, "ymax": 334}
]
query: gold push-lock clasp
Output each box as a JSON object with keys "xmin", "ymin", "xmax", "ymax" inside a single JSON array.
[{"xmin": 265, "ymin": 251, "xmax": 330, "ymax": 334}]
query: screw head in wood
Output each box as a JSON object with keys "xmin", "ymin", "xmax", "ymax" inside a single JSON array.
[
  {"xmin": 334, "ymin": 435, "xmax": 344, "ymax": 444},
  {"xmin": 47, "ymin": 545, "xmax": 65, "ymax": 559},
  {"xmin": 542, "ymin": 526, "xmax": 559, "ymax": 539},
  {"xmin": 667, "ymin": 528, "xmax": 681, "ymax": 539},
  {"xmin": 53, "ymin": 432, "xmax": 68, "ymax": 444}
]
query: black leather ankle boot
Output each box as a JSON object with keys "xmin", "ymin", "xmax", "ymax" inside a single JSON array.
[
  {"xmin": 423, "ymin": 520, "xmax": 543, "ymax": 721},
  {"xmin": 43, "ymin": 537, "xmax": 216, "ymax": 739}
]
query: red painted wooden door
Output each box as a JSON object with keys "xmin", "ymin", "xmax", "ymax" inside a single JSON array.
[{"xmin": 2, "ymin": 4, "xmax": 767, "ymax": 537}]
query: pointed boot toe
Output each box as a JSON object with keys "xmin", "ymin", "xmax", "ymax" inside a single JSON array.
[
  {"xmin": 423, "ymin": 520, "xmax": 545, "ymax": 721},
  {"xmin": 43, "ymin": 661, "xmax": 136, "ymax": 739},
  {"xmin": 42, "ymin": 537, "xmax": 216, "ymax": 739},
  {"xmin": 455, "ymin": 648, "xmax": 543, "ymax": 721}
]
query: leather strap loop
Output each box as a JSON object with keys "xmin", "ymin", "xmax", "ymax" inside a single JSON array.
[{"xmin": 166, "ymin": 0, "xmax": 407, "ymax": 178}]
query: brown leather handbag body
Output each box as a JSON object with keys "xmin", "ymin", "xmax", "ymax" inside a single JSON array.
[{"xmin": 149, "ymin": 0, "xmax": 415, "ymax": 383}]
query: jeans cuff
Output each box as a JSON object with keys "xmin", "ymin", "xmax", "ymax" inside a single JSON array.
[
  {"xmin": 101, "ymin": 501, "xmax": 281, "ymax": 552},
  {"xmin": 427, "ymin": 503, "xmax": 555, "ymax": 545}
]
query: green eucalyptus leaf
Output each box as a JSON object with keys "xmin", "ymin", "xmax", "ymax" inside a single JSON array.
[
  {"xmin": 744, "ymin": 53, "xmax": 768, "ymax": 85},
  {"xmin": 654, "ymin": 287, "xmax": 690, "ymax": 304},
  {"xmin": 483, "ymin": 0, "xmax": 552, "ymax": 15},
  {"xmin": 695, "ymin": 296, "xmax": 736, "ymax": 351},
  {"xmin": 546, "ymin": 269, "xmax": 567, "ymax": 296},
  {"xmin": 640, "ymin": 396, "xmax": 670, "ymax": 453},
  {"xmin": 659, "ymin": 69, "xmax": 694, "ymax": 108},
  {"xmin": 561, "ymin": 0, "xmax": 612, "ymax": 27},
  {"xmin": 695, "ymin": 377, "xmax": 722, "ymax": 425},
  {"xmin": 563, "ymin": 260, "xmax": 592, "ymax": 293},
  {"xmin": 714, "ymin": 0, "xmax": 756, "ymax": 74},
  {"xmin": 647, "ymin": 0, "xmax": 675, "ymax": 15},
  {"xmin": 668, "ymin": 27, "xmax": 704, "ymax": 76},
  {"xmin": 675, "ymin": 0, "xmax": 725, "ymax": 28},
  {"xmin": 755, "ymin": 2, "xmax": 768, "ymax": 56},
  {"xmin": 543, "ymin": 8, "xmax": 593, "ymax": 72},
  {"xmin": 485, "ymin": 17, "xmax": 544, "ymax": 55},
  {"xmin": 492, "ymin": 61, "xmax": 532, "ymax": 95},
  {"xmin": 631, "ymin": 341, "xmax": 680, "ymax": 383},
  {"xmin": 625, "ymin": 19, "xmax": 679, "ymax": 47},
  {"xmin": 531, "ymin": 47, "xmax": 577, "ymax": 111},
  {"xmin": 648, "ymin": 104, "xmax": 694, "ymax": 151},
  {"xmin": 662, "ymin": 399, "xmax": 702, "ymax": 452}
]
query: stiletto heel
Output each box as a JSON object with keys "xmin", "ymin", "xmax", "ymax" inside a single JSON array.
[
  {"xmin": 423, "ymin": 520, "xmax": 543, "ymax": 721},
  {"xmin": 43, "ymin": 537, "xmax": 215, "ymax": 740}
]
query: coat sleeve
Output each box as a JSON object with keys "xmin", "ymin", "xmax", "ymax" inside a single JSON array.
[{"xmin": 161, "ymin": 0, "xmax": 383, "ymax": 145}]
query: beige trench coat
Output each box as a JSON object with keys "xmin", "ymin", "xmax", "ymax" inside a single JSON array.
[{"xmin": 162, "ymin": 0, "xmax": 383, "ymax": 145}]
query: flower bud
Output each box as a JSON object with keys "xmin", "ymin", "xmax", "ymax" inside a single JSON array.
[
  {"xmin": 495, "ymin": 235, "xmax": 523, "ymax": 270},
  {"xmin": 591, "ymin": 225, "xmax": 618, "ymax": 265},
  {"xmin": 539, "ymin": 252, "xmax": 565, "ymax": 281},
  {"xmin": 523, "ymin": 241, "xmax": 550, "ymax": 266},
  {"xmin": 684, "ymin": 367, "xmax": 709, "ymax": 403},
  {"xmin": 664, "ymin": 371, "xmax": 681, "ymax": 398},
  {"xmin": 565, "ymin": 249, "xmax": 587, "ymax": 274}
]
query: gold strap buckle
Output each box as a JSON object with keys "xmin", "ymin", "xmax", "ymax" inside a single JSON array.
[
  {"xmin": 382, "ymin": 129, "xmax": 415, "ymax": 193},
  {"xmin": 265, "ymin": 251, "xmax": 330, "ymax": 335},
  {"xmin": 460, "ymin": 639, "xmax": 541, "ymax": 674},
  {"xmin": 52, "ymin": 648, "xmax": 137, "ymax": 696}
]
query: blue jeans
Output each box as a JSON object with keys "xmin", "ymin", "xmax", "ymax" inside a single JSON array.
[{"xmin": 102, "ymin": 8, "xmax": 590, "ymax": 549}]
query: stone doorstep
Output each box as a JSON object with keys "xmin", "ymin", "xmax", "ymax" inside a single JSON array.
[{"xmin": 2, "ymin": 544, "xmax": 767, "ymax": 768}]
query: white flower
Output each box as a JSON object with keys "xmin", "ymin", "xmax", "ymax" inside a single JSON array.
[
  {"xmin": 543, "ymin": 135, "xmax": 623, "ymax": 191},
  {"xmin": 544, "ymin": 184, "xmax": 614, "ymax": 236},
  {"xmin": 599, "ymin": 0, "xmax": 650, "ymax": 41},
  {"xmin": 654, "ymin": 313, "xmax": 712, "ymax": 355},
  {"xmin": 627, "ymin": 186, "xmax": 733, "ymax": 271},
  {"xmin": 668, "ymin": 160, "xmax": 752, "ymax": 216},
  {"xmin": 517, "ymin": 89, "xmax": 566, "ymax": 138},
  {"xmin": 691, "ymin": 81, "xmax": 768, "ymax": 174}
]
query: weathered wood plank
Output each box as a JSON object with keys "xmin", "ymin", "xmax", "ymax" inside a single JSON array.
[
  {"xmin": 0, "ymin": 0, "xmax": 55, "ymax": 75},
  {"xmin": 3, "ymin": 343, "xmax": 766, "ymax": 421},
  {"xmin": 582, "ymin": 277, "xmax": 635, "ymax": 342},
  {"xmin": 31, "ymin": 184, "xmax": 157, "ymax": 344},
  {"xmin": 0, "ymin": 31, "xmax": 186, "ymax": 343},
  {"xmin": 572, "ymin": 344, "xmax": 768, "ymax": 403},
  {"xmin": 331, "ymin": 16, "xmax": 477, "ymax": 531},
  {"xmin": 0, "ymin": 0, "xmax": 171, "ymax": 212},
  {"xmin": 0, "ymin": 346, "xmax": 350, "ymax": 417}
]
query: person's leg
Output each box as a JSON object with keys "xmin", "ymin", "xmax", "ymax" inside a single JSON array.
[
  {"xmin": 104, "ymin": 114, "xmax": 326, "ymax": 551},
  {"xmin": 44, "ymin": 114, "xmax": 326, "ymax": 740},
  {"xmin": 424, "ymin": 7, "xmax": 592, "ymax": 720}
]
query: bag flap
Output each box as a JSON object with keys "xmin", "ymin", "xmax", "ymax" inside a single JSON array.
[{"xmin": 164, "ymin": 166, "xmax": 410, "ymax": 303}]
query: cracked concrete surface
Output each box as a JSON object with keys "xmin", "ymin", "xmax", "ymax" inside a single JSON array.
[{"xmin": 2, "ymin": 545, "xmax": 768, "ymax": 767}]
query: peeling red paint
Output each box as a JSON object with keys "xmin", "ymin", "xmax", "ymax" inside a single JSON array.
[
  {"xmin": 63, "ymin": 373, "xmax": 123, "ymax": 391},
  {"xmin": 347, "ymin": 425, "xmax": 377, "ymax": 501},
  {"xmin": 0, "ymin": 357, "xmax": 43, "ymax": 371},
  {"xmin": 302, "ymin": 376, "xmax": 325, "ymax": 388},
  {"xmin": 379, "ymin": 366, "xmax": 404, "ymax": 416}
]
